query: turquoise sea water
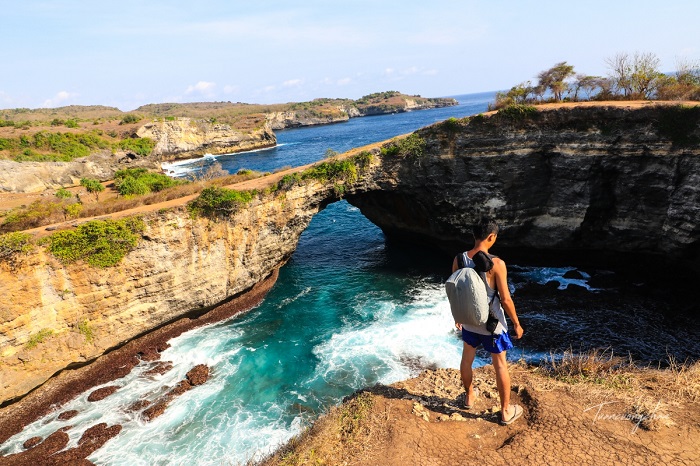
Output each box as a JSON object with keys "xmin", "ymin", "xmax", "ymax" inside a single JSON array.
[{"xmin": 2, "ymin": 92, "xmax": 697, "ymax": 464}]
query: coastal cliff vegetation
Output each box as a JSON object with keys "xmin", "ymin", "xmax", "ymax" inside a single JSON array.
[
  {"xmin": 0, "ymin": 91, "xmax": 454, "ymax": 164},
  {"xmin": 492, "ymin": 52, "xmax": 700, "ymax": 109}
]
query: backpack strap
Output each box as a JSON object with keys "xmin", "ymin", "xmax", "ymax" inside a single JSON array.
[{"xmin": 456, "ymin": 252, "xmax": 468, "ymax": 269}]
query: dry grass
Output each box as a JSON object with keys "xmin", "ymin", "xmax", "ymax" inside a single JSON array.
[
  {"xmin": 256, "ymin": 392, "xmax": 388, "ymax": 466},
  {"xmin": 0, "ymin": 170, "xmax": 264, "ymax": 233},
  {"xmin": 536, "ymin": 348, "xmax": 700, "ymax": 402},
  {"xmin": 666, "ymin": 356, "xmax": 700, "ymax": 403},
  {"xmin": 627, "ymin": 396, "xmax": 675, "ymax": 431},
  {"xmin": 538, "ymin": 347, "xmax": 634, "ymax": 389}
]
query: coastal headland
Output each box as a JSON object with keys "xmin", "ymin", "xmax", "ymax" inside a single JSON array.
[
  {"xmin": 0, "ymin": 92, "xmax": 457, "ymax": 193},
  {"xmin": 1, "ymin": 101, "xmax": 699, "ymax": 463}
]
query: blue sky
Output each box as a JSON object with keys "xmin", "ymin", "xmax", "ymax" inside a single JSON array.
[{"xmin": 1, "ymin": 0, "xmax": 698, "ymax": 110}]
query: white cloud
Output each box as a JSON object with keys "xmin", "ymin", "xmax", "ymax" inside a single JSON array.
[
  {"xmin": 382, "ymin": 68, "xmax": 395, "ymax": 76},
  {"xmin": 263, "ymin": 85, "xmax": 276, "ymax": 92},
  {"xmin": 185, "ymin": 81, "xmax": 216, "ymax": 96},
  {"xmin": 422, "ymin": 69, "xmax": 439, "ymax": 76},
  {"xmin": 0, "ymin": 91, "xmax": 12, "ymax": 105},
  {"xmin": 42, "ymin": 91, "xmax": 76, "ymax": 108},
  {"xmin": 223, "ymin": 85, "xmax": 239, "ymax": 94},
  {"xmin": 282, "ymin": 79, "xmax": 303, "ymax": 88},
  {"xmin": 337, "ymin": 78, "xmax": 352, "ymax": 86}
]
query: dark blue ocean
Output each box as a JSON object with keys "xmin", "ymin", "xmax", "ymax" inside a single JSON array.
[
  {"xmin": 3, "ymin": 92, "xmax": 697, "ymax": 464},
  {"xmin": 162, "ymin": 91, "xmax": 496, "ymax": 177}
]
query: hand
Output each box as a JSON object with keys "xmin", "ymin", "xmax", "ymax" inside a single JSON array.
[
  {"xmin": 455, "ymin": 322, "xmax": 462, "ymax": 331},
  {"xmin": 513, "ymin": 323, "xmax": 523, "ymax": 340}
]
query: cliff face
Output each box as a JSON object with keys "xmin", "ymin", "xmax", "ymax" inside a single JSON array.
[
  {"xmin": 3, "ymin": 103, "xmax": 698, "ymax": 404},
  {"xmin": 0, "ymin": 155, "xmax": 122, "ymax": 193},
  {"xmin": 266, "ymin": 110, "xmax": 350, "ymax": 130},
  {"xmin": 0, "ymin": 181, "xmax": 334, "ymax": 403},
  {"xmin": 0, "ymin": 120, "xmax": 276, "ymax": 193},
  {"xmin": 136, "ymin": 118, "xmax": 277, "ymax": 161},
  {"xmin": 266, "ymin": 97, "xmax": 458, "ymax": 130},
  {"xmin": 347, "ymin": 104, "xmax": 700, "ymax": 264}
]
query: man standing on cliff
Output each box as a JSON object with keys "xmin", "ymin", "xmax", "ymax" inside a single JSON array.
[{"xmin": 452, "ymin": 218, "xmax": 524, "ymax": 425}]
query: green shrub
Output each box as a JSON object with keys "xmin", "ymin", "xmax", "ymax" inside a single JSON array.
[
  {"xmin": 469, "ymin": 114, "xmax": 487, "ymax": 124},
  {"xmin": 441, "ymin": 117, "xmax": 462, "ymax": 133},
  {"xmin": 114, "ymin": 168, "xmax": 180, "ymax": 196},
  {"xmin": 0, "ymin": 232, "xmax": 34, "ymax": 260},
  {"xmin": 120, "ymin": 114, "xmax": 142, "ymax": 125},
  {"xmin": 1, "ymin": 200, "xmax": 63, "ymax": 231},
  {"xmin": 116, "ymin": 176, "xmax": 150, "ymax": 196},
  {"xmin": 302, "ymin": 159, "xmax": 358, "ymax": 184},
  {"xmin": 50, "ymin": 118, "xmax": 65, "ymax": 127},
  {"xmin": 64, "ymin": 203, "xmax": 83, "ymax": 219},
  {"xmin": 277, "ymin": 173, "xmax": 303, "ymax": 190},
  {"xmin": 26, "ymin": 329, "xmax": 53, "ymax": 349},
  {"xmin": 352, "ymin": 151, "xmax": 374, "ymax": 170},
  {"xmin": 77, "ymin": 320, "xmax": 94, "ymax": 342},
  {"xmin": 116, "ymin": 137, "xmax": 155, "ymax": 156},
  {"xmin": 80, "ymin": 178, "xmax": 105, "ymax": 200},
  {"xmin": 46, "ymin": 217, "xmax": 145, "ymax": 267},
  {"xmin": 497, "ymin": 104, "xmax": 539, "ymax": 121},
  {"xmin": 64, "ymin": 119, "xmax": 79, "ymax": 128},
  {"xmin": 380, "ymin": 133, "xmax": 426, "ymax": 158},
  {"xmin": 188, "ymin": 187, "xmax": 256, "ymax": 218},
  {"xmin": 0, "ymin": 138, "xmax": 13, "ymax": 151},
  {"xmin": 0, "ymin": 120, "xmax": 14, "ymax": 127},
  {"xmin": 55, "ymin": 187, "xmax": 72, "ymax": 199}
]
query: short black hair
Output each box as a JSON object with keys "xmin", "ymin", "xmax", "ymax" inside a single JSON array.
[{"xmin": 472, "ymin": 217, "xmax": 499, "ymax": 241}]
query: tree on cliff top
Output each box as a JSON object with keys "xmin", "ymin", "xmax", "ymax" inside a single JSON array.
[
  {"xmin": 605, "ymin": 52, "xmax": 662, "ymax": 99},
  {"xmin": 80, "ymin": 177, "xmax": 104, "ymax": 201},
  {"xmin": 537, "ymin": 62, "xmax": 576, "ymax": 102}
]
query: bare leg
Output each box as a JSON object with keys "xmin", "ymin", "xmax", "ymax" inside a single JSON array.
[
  {"xmin": 491, "ymin": 350, "xmax": 513, "ymax": 421},
  {"xmin": 460, "ymin": 342, "xmax": 477, "ymax": 406}
]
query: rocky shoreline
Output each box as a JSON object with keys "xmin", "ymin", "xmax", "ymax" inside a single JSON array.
[
  {"xmin": 0, "ymin": 268, "xmax": 278, "ymax": 452},
  {"xmin": 259, "ymin": 364, "xmax": 699, "ymax": 465}
]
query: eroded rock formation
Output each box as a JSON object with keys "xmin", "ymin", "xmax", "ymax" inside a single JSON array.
[
  {"xmin": 136, "ymin": 117, "xmax": 276, "ymax": 160},
  {"xmin": 347, "ymin": 103, "xmax": 700, "ymax": 265},
  {"xmin": 1, "ymin": 102, "xmax": 698, "ymax": 406},
  {"xmin": 0, "ymin": 181, "xmax": 334, "ymax": 403}
]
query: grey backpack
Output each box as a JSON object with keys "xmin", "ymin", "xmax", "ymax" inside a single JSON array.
[{"xmin": 445, "ymin": 252, "xmax": 492, "ymax": 327}]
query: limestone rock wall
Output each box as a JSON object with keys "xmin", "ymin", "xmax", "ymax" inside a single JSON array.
[
  {"xmin": 3, "ymin": 103, "xmax": 698, "ymax": 404},
  {"xmin": 265, "ymin": 110, "xmax": 349, "ymax": 130},
  {"xmin": 0, "ymin": 181, "xmax": 332, "ymax": 403},
  {"xmin": 136, "ymin": 118, "xmax": 276, "ymax": 160},
  {"xmin": 0, "ymin": 157, "xmax": 118, "ymax": 193},
  {"xmin": 347, "ymin": 104, "xmax": 700, "ymax": 265}
]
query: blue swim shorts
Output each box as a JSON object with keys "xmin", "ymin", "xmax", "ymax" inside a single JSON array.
[{"xmin": 461, "ymin": 328, "xmax": 513, "ymax": 354}]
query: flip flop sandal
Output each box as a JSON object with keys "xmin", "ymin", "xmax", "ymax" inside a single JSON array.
[
  {"xmin": 462, "ymin": 389, "xmax": 478, "ymax": 409},
  {"xmin": 500, "ymin": 404, "xmax": 523, "ymax": 425}
]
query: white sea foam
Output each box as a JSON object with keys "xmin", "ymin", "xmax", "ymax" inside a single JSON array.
[
  {"xmin": 160, "ymin": 144, "xmax": 290, "ymax": 177},
  {"xmin": 3, "ymin": 283, "xmax": 481, "ymax": 465},
  {"xmin": 511, "ymin": 266, "xmax": 596, "ymax": 291},
  {"xmin": 310, "ymin": 284, "xmax": 469, "ymax": 391}
]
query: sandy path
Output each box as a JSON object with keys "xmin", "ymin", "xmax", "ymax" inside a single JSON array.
[{"xmin": 18, "ymin": 141, "xmax": 385, "ymax": 238}]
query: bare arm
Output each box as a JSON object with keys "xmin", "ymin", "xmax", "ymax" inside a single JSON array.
[
  {"xmin": 493, "ymin": 258, "xmax": 523, "ymax": 339},
  {"xmin": 452, "ymin": 256, "xmax": 461, "ymax": 330}
]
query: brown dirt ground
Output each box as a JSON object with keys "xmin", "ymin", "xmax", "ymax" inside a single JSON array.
[{"xmin": 261, "ymin": 365, "xmax": 700, "ymax": 466}]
